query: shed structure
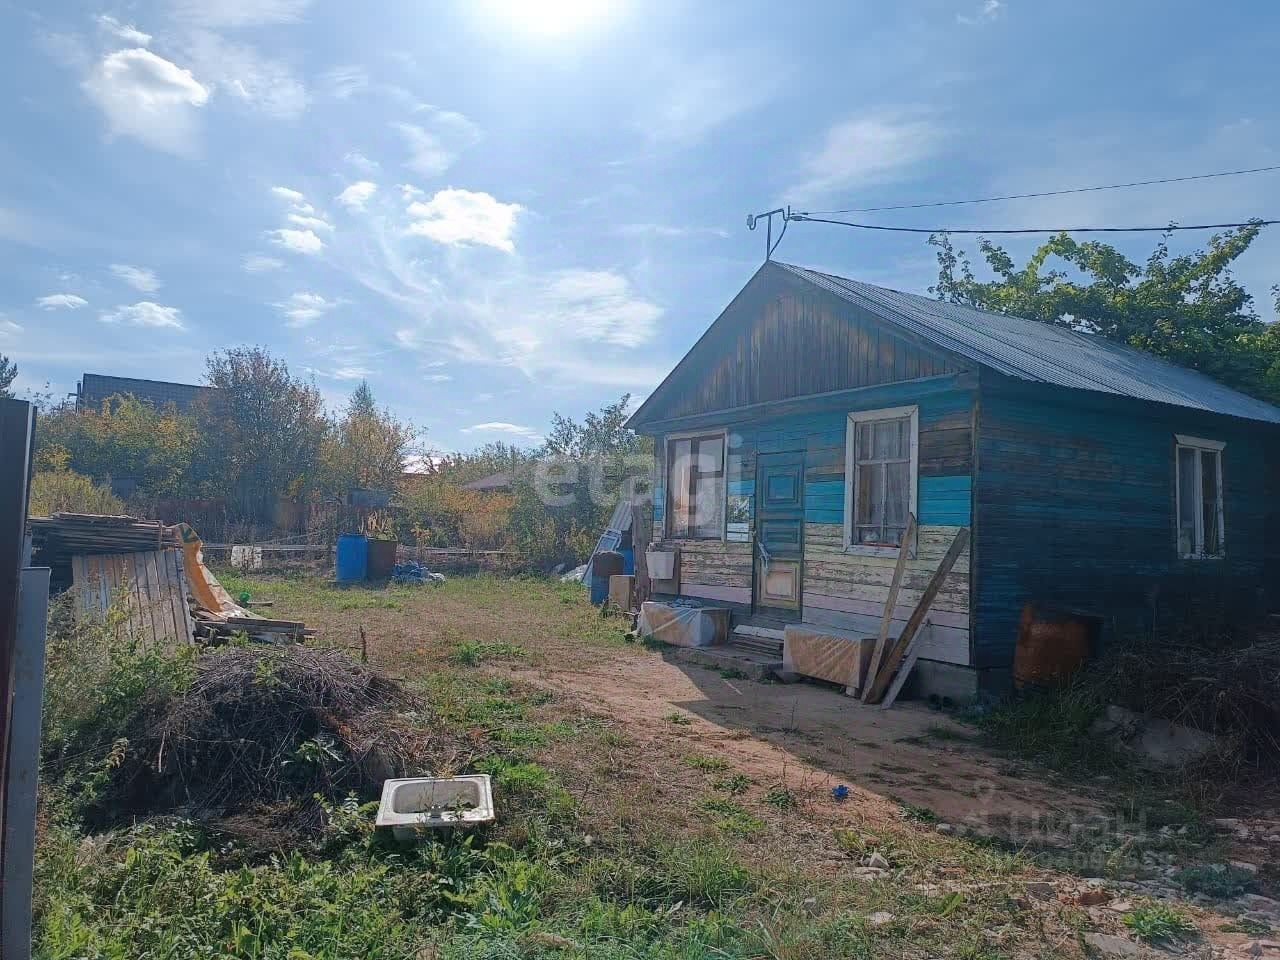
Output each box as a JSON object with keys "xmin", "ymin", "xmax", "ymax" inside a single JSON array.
[{"xmin": 627, "ymin": 261, "xmax": 1280, "ymax": 696}]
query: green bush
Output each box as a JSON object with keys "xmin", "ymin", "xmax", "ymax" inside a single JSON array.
[
  {"xmin": 42, "ymin": 596, "xmax": 196, "ymax": 812},
  {"xmin": 29, "ymin": 469, "xmax": 125, "ymax": 518},
  {"xmin": 1174, "ymin": 863, "xmax": 1257, "ymax": 899}
]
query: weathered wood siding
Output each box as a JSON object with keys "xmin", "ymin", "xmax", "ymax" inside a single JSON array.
[
  {"xmin": 652, "ymin": 377, "xmax": 977, "ymax": 666},
  {"xmin": 973, "ymin": 376, "xmax": 1279, "ymax": 677},
  {"xmin": 640, "ymin": 272, "xmax": 968, "ymax": 424},
  {"xmin": 797, "ymin": 386, "xmax": 974, "ymax": 665}
]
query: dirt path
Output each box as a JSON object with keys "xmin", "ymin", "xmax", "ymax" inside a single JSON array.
[{"xmin": 512, "ymin": 647, "xmax": 1101, "ymax": 833}]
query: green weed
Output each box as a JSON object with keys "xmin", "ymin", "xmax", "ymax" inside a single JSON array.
[
  {"xmin": 762, "ymin": 785, "xmax": 798, "ymax": 809},
  {"xmin": 684, "ymin": 753, "xmax": 730, "ymax": 772},
  {"xmin": 713, "ymin": 773, "xmax": 752, "ymax": 795},
  {"xmin": 1123, "ymin": 902, "xmax": 1197, "ymax": 944},
  {"xmin": 449, "ymin": 640, "xmax": 526, "ymax": 666}
]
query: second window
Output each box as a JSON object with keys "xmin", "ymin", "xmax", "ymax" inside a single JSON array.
[{"xmin": 846, "ymin": 406, "xmax": 918, "ymax": 550}]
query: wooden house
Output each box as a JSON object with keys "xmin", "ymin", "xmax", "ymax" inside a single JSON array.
[{"xmin": 626, "ymin": 261, "xmax": 1280, "ymax": 697}]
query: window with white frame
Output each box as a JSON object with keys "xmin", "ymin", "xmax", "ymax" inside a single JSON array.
[
  {"xmin": 666, "ymin": 432, "xmax": 725, "ymax": 539},
  {"xmin": 1175, "ymin": 435, "xmax": 1225, "ymax": 558},
  {"xmin": 845, "ymin": 406, "xmax": 918, "ymax": 550}
]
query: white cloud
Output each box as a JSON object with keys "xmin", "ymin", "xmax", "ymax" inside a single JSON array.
[
  {"xmin": 36, "ymin": 293, "xmax": 88, "ymax": 310},
  {"xmin": 321, "ymin": 65, "xmax": 369, "ymax": 99},
  {"xmin": 269, "ymin": 228, "xmax": 324, "ymax": 255},
  {"xmin": 167, "ymin": 0, "xmax": 314, "ymax": 27},
  {"xmin": 644, "ymin": 54, "xmax": 774, "ymax": 143},
  {"xmin": 787, "ymin": 112, "xmax": 940, "ymax": 202},
  {"xmin": 406, "ymin": 188, "xmax": 521, "ymax": 252},
  {"xmin": 271, "ymin": 185, "xmax": 307, "ymax": 205},
  {"xmin": 345, "ymin": 151, "xmax": 379, "ymax": 173},
  {"xmin": 423, "ymin": 373, "xmax": 451, "ymax": 383},
  {"xmin": 180, "ymin": 30, "xmax": 308, "ymax": 117},
  {"xmin": 287, "ymin": 213, "xmax": 333, "ymax": 232},
  {"xmin": 462, "ymin": 422, "xmax": 543, "ymax": 442},
  {"xmin": 110, "ymin": 263, "xmax": 160, "ymax": 292},
  {"xmin": 394, "ymin": 108, "xmax": 481, "ymax": 177},
  {"xmin": 399, "ymin": 183, "xmax": 423, "ymax": 201},
  {"xmin": 100, "ymin": 301, "xmax": 184, "ymax": 329},
  {"xmin": 958, "ymin": 0, "xmax": 1004, "ymax": 25},
  {"xmin": 617, "ymin": 223, "xmax": 730, "ymax": 239},
  {"xmin": 0, "ymin": 319, "xmax": 22, "ymax": 337},
  {"xmin": 82, "ymin": 48, "xmax": 209, "ymax": 154},
  {"xmin": 243, "ymin": 254, "xmax": 285, "ymax": 273},
  {"xmin": 275, "ymin": 291, "xmax": 340, "ymax": 327},
  {"xmin": 96, "ymin": 15, "xmax": 151, "ymax": 46},
  {"xmin": 329, "ymin": 365, "xmax": 371, "ymax": 380},
  {"xmin": 538, "ymin": 270, "xmax": 661, "ymax": 347},
  {"xmin": 336, "ymin": 180, "xmax": 378, "ymax": 211}
]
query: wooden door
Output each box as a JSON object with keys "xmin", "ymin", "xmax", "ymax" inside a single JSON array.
[{"xmin": 754, "ymin": 452, "xmax": 804, "ymax": 616}]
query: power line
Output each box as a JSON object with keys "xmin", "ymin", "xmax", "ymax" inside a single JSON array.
[
  {"xmin": 787, "ymin": 214, "xmax": 1278, "ymax": 235},
  {"xmin": 798, "ymin": 164, "xmax": 1280, "ymax": 216}
]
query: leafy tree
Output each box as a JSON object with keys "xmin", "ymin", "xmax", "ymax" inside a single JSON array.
[
  {"xmin": 431, "ymin": 441, "xmax": 535, "ymax": 486},
  {"xmin": 194, "ymin": 347, "xmax": 328, "ymax": 523},
  {"xmin": 511, "ymin": 394, "xmax": 652, "ymax": 568},
  {"xmin": 929, "ymin": 222, "xmax": 1280, "ymax": 402},
  {"xmin": 0, "ymin": 354, "xmax": 16, "ymax": 398},
  {"xmin": 324, "ymin": 381, "xmax": 417, "ymax": 493},
  {"xmin": 34, "ymin": 395, "xmax": 198, "ymax": 500}
]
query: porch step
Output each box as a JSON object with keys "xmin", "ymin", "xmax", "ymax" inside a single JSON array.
[
  {"xmin": 729, "ymin": 624, "xmax": 785, "ymax": 658},
  {"xmin": 667, "ymin": 644, "xmax": 783, "ymax": 682}
]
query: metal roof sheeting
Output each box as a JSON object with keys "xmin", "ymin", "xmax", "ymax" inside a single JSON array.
[{"xmin": 777, "ymin": 262, "xmax": 1280, "ymax": 425}]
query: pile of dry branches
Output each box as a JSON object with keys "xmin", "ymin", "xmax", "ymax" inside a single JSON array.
[
  {"xmin": 96, "ymin": 646, "xmax": 473, "ymax": 828},
  {"xmin": 1101, "ymin": 635, "xmax": 1280, "ymax": 769}
]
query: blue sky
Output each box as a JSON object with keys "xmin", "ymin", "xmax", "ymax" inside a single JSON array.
[{"xmin": 4, "ymin": 0, "xmax": 1279, "ymax": 453}]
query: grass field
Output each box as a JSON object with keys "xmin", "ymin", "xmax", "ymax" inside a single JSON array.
[{"xmin": 33, "ymin": 573, "xmax": 1235, "ymax": 959}]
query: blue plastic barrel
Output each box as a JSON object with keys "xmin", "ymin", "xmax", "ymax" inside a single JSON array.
[
  {"xmin": 335, "ymin": 533, "xmax": 369, "ymax": 582},
  {"xmin": 620, "ymin": 547, "xmax": 635, "ymax": 575},
  {"xmin": 590, "ymin": 574, "xmax": 609, "ymax": 605}
]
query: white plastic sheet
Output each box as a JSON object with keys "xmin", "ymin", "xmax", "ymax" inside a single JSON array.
[{"xmin": 638, "ymin": 601, "xmax": 729, "ymax": 648}]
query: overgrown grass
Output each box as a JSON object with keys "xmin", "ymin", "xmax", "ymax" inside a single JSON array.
[
  {"xmin": 975, "ymin": 679, "xmax": 1122, "ymax": 779},
  {"xmin": 33, "ymin": 574, "xmax": 1099, "ymax": 958}
]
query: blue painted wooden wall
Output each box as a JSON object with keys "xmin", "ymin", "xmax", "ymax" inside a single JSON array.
[
  {"xmin": 973, "ymin": 376, "xmax": 1278, "ymax": 677},
  {"xmin": 653, "ymin": 376, "xmax": 976, "ymax": 534}
]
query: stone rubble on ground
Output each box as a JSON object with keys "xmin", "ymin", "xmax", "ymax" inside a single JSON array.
[{"xmin": 1082, "ymin": 931, "xmax": 1143, "ymax": 957}]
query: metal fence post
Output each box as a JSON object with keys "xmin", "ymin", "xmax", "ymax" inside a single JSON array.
[{"xmin": 2, "ymin": 567, "xmax": 49, "ymax": 960}]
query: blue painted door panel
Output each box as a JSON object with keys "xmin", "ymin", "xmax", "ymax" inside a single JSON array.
[{"xmin": 755, "ymin": 452, "xmax": 805, "ymax": 614}]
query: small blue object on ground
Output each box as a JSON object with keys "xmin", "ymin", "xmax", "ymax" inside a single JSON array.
[{"xmin": 831, "ymin": 784, "xmax": 850, "ymax": 801}]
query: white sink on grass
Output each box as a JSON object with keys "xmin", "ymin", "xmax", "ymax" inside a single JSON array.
[{"xmin": 375, "ymin": 775, "xmax": 495, "ymax": 841}]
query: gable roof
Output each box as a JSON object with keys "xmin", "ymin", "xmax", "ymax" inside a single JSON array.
[
  {"xmin": 632, "ymin": 261, "xmax": 1280, "ymax": 427},
  {"xmin": 775, "ymin": 263, "xmax": 1280, "ymax": 424}
]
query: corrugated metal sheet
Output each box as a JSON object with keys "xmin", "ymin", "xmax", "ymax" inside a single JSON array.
[{"xmin": 776, "ymin": 262, "xmax": 1280, "ymax": 425}]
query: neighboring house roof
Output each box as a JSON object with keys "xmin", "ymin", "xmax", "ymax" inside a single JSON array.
[
  {"xmin": 462, "ymin": 472, "xmax": 513, "ymax": 492},
  {"xmin": 78, "ymin": 373, "xmax": 212, "ymax": 413},
  {"xmin": 774, "ymin": 263, "xmax": 1280, "ymax": 425}
]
